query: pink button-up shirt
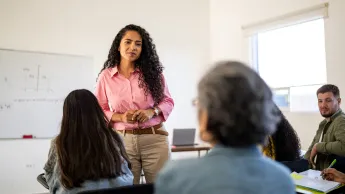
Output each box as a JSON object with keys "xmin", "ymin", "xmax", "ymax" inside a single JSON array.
[{"xmin": 95, "ymin": 67, "xmax": 174, "ymax": 130}]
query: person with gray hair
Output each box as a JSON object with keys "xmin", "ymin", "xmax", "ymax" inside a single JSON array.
[{"xmin": 154, "ymin": 61, "xmax": 295, "ymax": 194}]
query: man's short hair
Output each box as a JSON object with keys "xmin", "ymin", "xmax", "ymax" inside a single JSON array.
[{"xmin": 316, "ymin": 84, "xmax": 340, "ymax": 98}]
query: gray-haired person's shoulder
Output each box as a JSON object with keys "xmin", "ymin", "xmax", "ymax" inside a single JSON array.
[
  {"xmin": 261, "ymin": 157, "xmax": 296, "ymax": 193},
  {"xmin": 155, "ymin": 158, "xmax": 200, "ymax": 194}
]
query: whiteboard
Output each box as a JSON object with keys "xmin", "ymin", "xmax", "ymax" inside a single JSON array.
[{"xmin": 0, "ymin": 49, "xmax": 94, "ymax": 139}]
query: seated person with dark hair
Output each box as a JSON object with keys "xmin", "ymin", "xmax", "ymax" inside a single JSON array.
[
  {"xmin": 263, "ymin": 106, "xmax": 301, "ymax": 161},
  {"xmin": 304, "ymin": 84, "xmax": 345, "ymax": 171},
  {"xmin": 155, "ymin": 61, "xmax": 295, "ymax": 194},
  {"xmin": 44, "ymin": 89, "xmax": 133, "ymax": 194}
]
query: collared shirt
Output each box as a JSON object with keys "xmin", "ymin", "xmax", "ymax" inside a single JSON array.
[
  {"xmin": 304, "ymin": 109, "xmax": 345, "ymax": 170},
  {"xmin": 95, "ymin": 66, "xmax": 174, "ymax": 130}
]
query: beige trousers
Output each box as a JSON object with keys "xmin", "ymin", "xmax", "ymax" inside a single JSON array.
[{"xmin": 119, "ymin": 127, "xmax": 170, "ymax": 184}]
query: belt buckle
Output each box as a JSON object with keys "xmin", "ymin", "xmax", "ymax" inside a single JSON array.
[
  {"xmin": 133, "ymin": 128, "xmax": 141, "ymax": 135},
  {"xmin": 137, "ymin": 125, "xmax": 144, "ymax": 135}
]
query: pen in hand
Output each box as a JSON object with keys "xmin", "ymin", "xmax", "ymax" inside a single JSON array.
[{"xmin": 321, "ymin": 159, "xmax": 337, "ymax": 179}]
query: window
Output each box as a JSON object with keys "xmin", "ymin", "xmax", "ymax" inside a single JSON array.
[
  {"xmin": 251, "ymin": 19, "xmax": 327, "ymax": 112},
  {"xmin": 272, "ymin": 88, "xmax": 289, "ymax": 109},
  {"xmin": 256, "ymin": 19, "xmax": 326, "ymax": 88},
  {"xmin": 243, "ymin": 3, "xmax": 329, "ymax": 112}
]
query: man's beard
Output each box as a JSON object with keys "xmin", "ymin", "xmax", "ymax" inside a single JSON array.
[
  {"xmin": 321, "ymin": 109, "xmax": 338, "ymax": 118},
  {"xmin": 321, "ymin": 113, "xmax": 334, "ymax": 118}
]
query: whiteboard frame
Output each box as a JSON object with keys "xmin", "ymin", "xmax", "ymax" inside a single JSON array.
[
  {"xmin": 0, "ymin": 48, "xmax": 93, "ymax": 59},
  {"xmin": 0, "ymin": 48, "xmax": 95, "ymax": 140}
]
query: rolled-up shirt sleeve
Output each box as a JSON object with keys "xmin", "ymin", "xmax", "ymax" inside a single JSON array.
[
  {"xmin": 157, "ymin": 74, "xmax": 174, "ymax": 121},
  {"xmin": 95, "ymin": 74, "xmax": 113, "ymax": 121},
  {"xmin": 316, "ymin": 120, "xmax": 345, "ymax": 156}
]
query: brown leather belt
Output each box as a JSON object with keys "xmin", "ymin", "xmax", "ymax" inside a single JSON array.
[{"xmin": 123, "ymin": 123, "xmax": 168, "ymax": 136}]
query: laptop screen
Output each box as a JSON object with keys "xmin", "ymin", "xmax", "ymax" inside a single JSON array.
[{"xmin": 172, "ymin": 128, "xmax": 196, "ymax": 146}]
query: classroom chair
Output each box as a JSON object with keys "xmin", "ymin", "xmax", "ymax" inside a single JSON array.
[
  {"xmin": 77, "ymin": 183, "xmax": 154, "ymax": 194},
  {"xmin": 37, "ymin": 172, "xmax": 152, "ymax": 193},
  {"xmin": 37, "ymin": 173, "xmax": 49, "ymax": 189},
  {"xmin": 280, "ymin": 159, "xmax": 309, "ymax": 173}
]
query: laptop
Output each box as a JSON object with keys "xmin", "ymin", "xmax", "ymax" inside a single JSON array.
[{"xmin": 172, "ymin": 128, "xmax": 197, "ymax": 146}]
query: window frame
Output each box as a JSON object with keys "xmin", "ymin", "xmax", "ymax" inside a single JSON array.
[{"xmin": 250, "ymin": 20, "xmax": 327, "ymax": 112}]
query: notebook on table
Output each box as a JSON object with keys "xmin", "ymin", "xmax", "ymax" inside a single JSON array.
[{"xmin": 291, "ymin": 169, "xmax": 343, "ymax": 194}]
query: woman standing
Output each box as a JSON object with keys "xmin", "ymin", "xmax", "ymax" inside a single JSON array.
[{"xmin": 95, "ymin": 24, "xmax": 174, "ymax": 184}]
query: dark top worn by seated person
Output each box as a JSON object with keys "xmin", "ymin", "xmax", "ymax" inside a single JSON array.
[{"xmin": 304, "ymin": 109, "xmax": 345, "ymax": 170}]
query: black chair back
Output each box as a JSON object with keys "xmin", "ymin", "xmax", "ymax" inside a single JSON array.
[
  {"xmin": 77, "ymin": 184, "xmax": 154, "ymax": 194},
  {"xmin": 37, "ymin": 173, "xmax": 49, "ymax": 189},
  {"xmin": 37, "ymin": 173, "xmax": 154, "ymax": 194},
  {"xmin": 280, "ymin": 159, "xmax": 309, "ymax": 173}
]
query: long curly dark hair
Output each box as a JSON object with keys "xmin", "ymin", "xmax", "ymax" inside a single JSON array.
[
  {"xmin": 99, "ymin": 24, "xmax": 164, "ymax": 105},
  {"xmin": 265, "ymin": 107, "xmax": 301, "ymax": 161}
]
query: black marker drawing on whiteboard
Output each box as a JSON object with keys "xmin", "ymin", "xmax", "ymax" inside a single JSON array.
[
  {"xmin": 22, "ymin": 67, "xmax": 36, "ymax": 92},
  {"xmin": 0, "ymin": 103, "xmax": 11, "ymax": 111},
  {"xmin": 22, "ymin": 65, "xmax": 53, "ymax": 92},
  {"xmin": 3, "ymin": 76, "xmax": 10, "ymax": 88},
  {"xmin": 37, "ymin": 65, "xmax": 53, "ymax": 92},
  {"xmin": 36, "ymin": 65, "xmax": 40, "ymax": 92},
  {"xmin": 14, "ymin": 98, "xmax": 63, "ymax": 103}
]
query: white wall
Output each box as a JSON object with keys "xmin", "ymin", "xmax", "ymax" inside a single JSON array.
[
  {"xmin": 3, "ymin": 0, "xmax": 343, "ymax": 193},
  {"xmin": 0, "ymin": 0, "xmax": 210, "ymax": 193},
  {"xmin": 210, "ymin": 0, "xmax": 345, "ymax": 150}
]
